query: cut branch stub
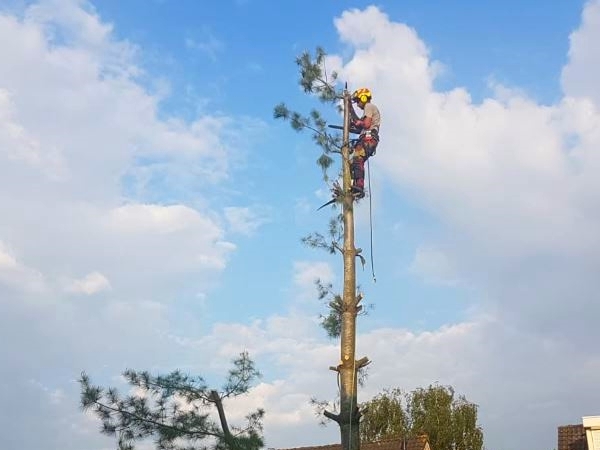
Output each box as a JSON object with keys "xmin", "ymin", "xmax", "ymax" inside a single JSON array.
[
  {"xmin": 355, "ymin": 293, "xmax": 363, "ymax": 306},
  {"xmin": 356, "ymin": 356, "xmax": 370, "ymax": 370},
  {"xmin": 324, "ymin": 410, "xmax": 341, "ymax": 423}
]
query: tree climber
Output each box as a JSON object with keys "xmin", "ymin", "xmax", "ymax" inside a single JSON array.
[{"xmin": 349, "ymin": 88, "xmax": 380, "ymax": 198}]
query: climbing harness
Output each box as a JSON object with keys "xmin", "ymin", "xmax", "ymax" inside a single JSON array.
[{"xmin": 316, "ymin": 140, "xmax": 377, "ymax": 284}]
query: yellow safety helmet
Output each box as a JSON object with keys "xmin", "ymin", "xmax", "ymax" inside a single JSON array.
[{"xmin": 352, "ymin": 88, "xmax": 372, "ymax": 104}]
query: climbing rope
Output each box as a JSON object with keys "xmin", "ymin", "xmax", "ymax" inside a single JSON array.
[{"xmin": 367, "ymin": 159, "xmax": 376, "ymax": 283}]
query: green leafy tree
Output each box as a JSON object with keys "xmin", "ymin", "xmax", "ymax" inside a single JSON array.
[
  {"xmin": 80, "ymin": 351, "xmax": 264, "ymax": 450},
  {"xmin": 359, "ymin": 388, "xmax": 409, "ymax": 442},
  {"xmin": 360, "ymin": 385, "xmax": 484, "ymax": 450}
]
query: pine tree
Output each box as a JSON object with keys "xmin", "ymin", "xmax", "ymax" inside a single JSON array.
[
  {"xmin": 79, "ymin": 351, "xmax": 264, "ymax": 450},
  {"xmin": 275, "ymin": 47, "xmax": 370, "ymax": 450}
]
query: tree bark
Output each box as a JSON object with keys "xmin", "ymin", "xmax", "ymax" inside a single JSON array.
[
  {"xmin": 211, "ymin": 390, "xmax": 238, "ymax": 450},
  {"xmin": 338, "ymin": 87, "xmax": 360, "ymax": 450}
]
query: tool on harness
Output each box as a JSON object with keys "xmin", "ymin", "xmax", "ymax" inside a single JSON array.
[
  {"xmin": 361, "ymin": 128, "xmax": 379, "ymax": 140},
  {"xmin": 359, "ymin": 129, "xmax": 379, "ymax": 157},
  {"xmin": 325, "ymin": 123, "xmax": 378, "ymax": 201}
]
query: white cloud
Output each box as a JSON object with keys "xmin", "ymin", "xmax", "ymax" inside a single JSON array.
[
  {"xmin": 294, "ymin": 261, "xmax": 335, "ymax": 288},
  {"xmin": 28, "ymin": 379, "xmax": 65, "ymax": 405},
  {"xmin": 0, "ymin": 240, "xmax": 47, "ymax": 293},
  {"xmin": 26, "ymin": 0, "xmax": 117, "ymax": 49},
  {"xmin": 169, "ymin": 308, "xmax": 600, "ymax": 450},
  {"xmin": 325, "ymin": 4, "xmax": 600, "ymax": 450},
  {"xmin": 333, "ymin": 5, "xmax": 600, "ymax": 295},
  {"xmin": 292, "ymin": 261, "xmax": 335, "ymax": 307},
  {"xmin": 0, "ymin": 2, "xmax": 234, "ymax": 208},
  {"xmin": 108, "ymin": 203, "xmax": 220, "ymax": 235},
  {"xmin": 2, "ymin": 2, "xmax": 599, "ymax": 450},
  {"xmin": 65, "ymin": 271, "xmax": 111, "ymax": 295},
  {"xmin": 0, "ymin": 2, "xmax": 246, "ymax": 449},
  {"xmin": 185, "ymin": 28, "xmax": 224, "ymax": 61},
  {"xmin": 104, "ymin": 203, "xmax": 235, "ymax": 273},
  {"xmin": 0, "ymin": 242, "xmax": 20, "ymax": 271},
  {"xmin": 0, "ymin": 0, "xmax": 241, "ymax": 286},
  {"xmin": 562, "ymin": 0, "xmax": 600, "ymax": 108},
  {"xmin": 409, "ymin": 245, "xmax": 458, "ymax": 286},
  {"xmin": 158, "ymin": 312, "xmax": 482, "ymax": 448},
  {"xmin": 224, "ymin": 206, "xmax": 271, "ymax": 236},
  {"xmin": 0, "ymin": 88, "xmax": 67, "ymax": 180}
]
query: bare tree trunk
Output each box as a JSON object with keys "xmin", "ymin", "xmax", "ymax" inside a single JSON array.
[
  {"xmin": 211, "ymin": 390, "xmax": 238, "ymax": 450},
  {"xmin": 325, "ymin": 87, "xmax": 369, "ymax": 450}
]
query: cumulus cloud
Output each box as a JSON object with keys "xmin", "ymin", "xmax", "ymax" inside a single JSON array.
[
  {"xmin": 324, "ymin": 3, "xmax": 600, "ymax": 450},
  {"xmin": 224, "ymin": 206, "xmax": 271, "ymax": 236},
  {"xmin": 2, "ymin": 2, "xmax": 600, "ymax": 450},
  {"xmin": 562, "ymin": 0, "xmax": 600, "ymax": 107},
  {"xmin": 294, "ymin": 261, "xmax": 335, "ymax": 289},
  {"xmin": 108, "ymin": 203, "xmax": 220, "ymax": 235},
  {"xmin": 292, "ymin": 260, "xmax": 335, "ymax": 305},
  {"xmin": 0, "ymin": 1, "xmax": 247, "ymax": 449},
  {"xmin": 164, "ymin": 313, "xmax": 485, "ymax": 449},
  {"xmin": 0, "ymin": 89, "xmax": 67, "ymax": 180},
  {"xmin": 0, "ymin": 240, "xmax": 47, "ymax": 293},
  {"xmin": 332, "ymin": 4, "xmax": 600, "ymax": 322},
  {"xmin": 64, "ymin": 271, "xmax": 111, "ymax": 295},
  {"xmin": 172, "ymin": 306, "xmax": 599, "ymax": 450},
  {"xmin": 0, "ymin": 1, "xmax": 235, "ymax": 208}
]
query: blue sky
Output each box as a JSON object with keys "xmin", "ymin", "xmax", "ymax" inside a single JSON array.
[
  {"xmin": 1, "ymin": 1, "xmax": 599, "ymax": 450},
  {"xmin": 90, "ymin": 0, "xmax": 582, "ymax": 106}
]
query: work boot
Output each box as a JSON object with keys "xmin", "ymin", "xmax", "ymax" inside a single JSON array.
[{"xmin": 351, "ymin": 185, "xmax": 365, "ymax": 199}]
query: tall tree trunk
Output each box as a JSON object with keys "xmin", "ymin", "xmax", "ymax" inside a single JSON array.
[
  {"xmin": 211, "ymin": 390, "xmax": 238, "ymax": 450},
  {"xmin": 324, "ymin": 87, "xmax": 366, "ymax": 450},
  {"xmin": 340, "ymin": 88, "xmax": 360, "ymax": 450}
]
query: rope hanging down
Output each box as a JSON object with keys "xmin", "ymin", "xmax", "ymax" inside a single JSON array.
[{"xmin": 367, "ymin": 159, "xmax": 376, "ymax": 283}]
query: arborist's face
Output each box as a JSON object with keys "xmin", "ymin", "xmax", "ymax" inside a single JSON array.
[{"xmin": 354, "ymin": 100, "xmax": 366, "ymax": 110}]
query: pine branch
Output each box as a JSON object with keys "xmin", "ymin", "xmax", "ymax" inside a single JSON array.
[
  {"xmin": 301, "ymin": 232, "xmax": 337, "ymax": 254},
  {"xmin": 274, "ymin": 47, "xmax": 344, "ymax": 182},
  {"xmin": 82, "ymin": 395, "xmax": 219, "ymax": 440},
  {"xmin": 80, "ymin": 353, "xmax": 263, "ymax": 450},
  {"xmin": 221, "ymin": 351, "xmax": 261, "ymax": 399},
  {"xmin": 123, "ymin": 370, "xmax": 212, "ymax": 404}
]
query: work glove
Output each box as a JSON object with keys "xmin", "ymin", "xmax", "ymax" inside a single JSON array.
[{"xmin": 351, "ymin": 119, "xmax": 364, "ymax": 129}]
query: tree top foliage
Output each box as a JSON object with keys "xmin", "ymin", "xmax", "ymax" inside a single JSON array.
[
  {"xmin": 274, "ymin": 47, "xmax": 345, "ymax": 178},
  {"xmin": 80, "ymin": 351, "xmax": 264, "ymax": 450},
  {"xmin": 360, "ymin": 384, "xmax": 484, "ymax": 450}
]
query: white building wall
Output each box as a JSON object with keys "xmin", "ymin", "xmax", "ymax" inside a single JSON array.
[{"xmin": 583, "ymin": 416, "xmax": 600, "ymax": 450}]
